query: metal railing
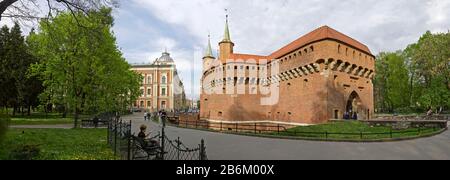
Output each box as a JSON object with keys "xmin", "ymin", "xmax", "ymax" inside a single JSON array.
[
  {"xmin": 171, "ymin": 118, "xmax": 289, "ymax": 134},
  {"xmin": 107, "ymin": 115, "xmax": 207, "ymax": 160},
  {"xmin": 169, "ymin": 118, "xmax": 446, "ymax": 140}
]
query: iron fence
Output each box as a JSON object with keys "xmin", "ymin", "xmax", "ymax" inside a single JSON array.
[
  {"xmin": 107, "ymin": 115, "xmax": 207, "ymax": 160},
  {"xmin": 170, "ymin": 118, "xmax": 446, "ymax": 140}
]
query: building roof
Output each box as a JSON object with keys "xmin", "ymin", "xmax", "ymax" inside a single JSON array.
[
  {"xmin": 221, "ymin": 16, "xmax": 232, "ymax": 43},
  {"xmin": 204, "ymin": 35, "xmax": 215, "ymax": 58},
  {"xmin": 229, "ymin": 53, "xmax": 268, "ymax": 62},
  {"xmin": 269, "ymin": 26, "xmax": 372, "ymax": 59},
  {"xmin": 156, "ymin": 51, "xmax": 174, "ymax": 63}
]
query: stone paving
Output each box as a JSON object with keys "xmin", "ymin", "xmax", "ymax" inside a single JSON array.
[{"xmin": 122, "ymin": 113, "xmax": 450, "ymax": 160}]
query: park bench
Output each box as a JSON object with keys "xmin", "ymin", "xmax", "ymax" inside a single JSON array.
[
  {"xmin": 81, "ymin": 119, "xmax": 109, "ymax": 128},
  {"xmin": 131, "ymin": 136, "xmax": 163, "ymax": 160}
]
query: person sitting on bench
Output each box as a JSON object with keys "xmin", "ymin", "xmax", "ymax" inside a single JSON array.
[{"xmin": 138, "ymin": 125, "xmax": 159, "ymax": 148}]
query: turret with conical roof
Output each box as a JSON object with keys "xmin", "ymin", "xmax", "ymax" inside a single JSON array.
[
  {"xmin": 203, "ymin": 34, "xmax": 215, "ymax": 72},
  {"xmin": 219, "ymin": 14, "xmax": 234, "ymax": 61},
  {"xmin": 203, "ymin": 34, "xmax": 215, "ymax": 59}
]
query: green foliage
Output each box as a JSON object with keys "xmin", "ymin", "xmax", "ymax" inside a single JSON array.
[
  {"xmin": 0, "ymin": 23, "xmax": 43, "ymax": 115},
  {"xmin": 29, "ymin": 8, "xmax": 141, "ymax": 127},
  {"xmin": 375, "ymin": 30, "xmax": 450, "ymax": 113},
  {"xmin": 374, "ymin": 52, "xmax": 410, "ymax": 112},
  {"xmin": 0, "ymin": 129, "xmax": 116, "ymax": 160}
]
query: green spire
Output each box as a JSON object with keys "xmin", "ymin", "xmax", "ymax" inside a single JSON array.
[
  {"xmin": 222, "ymin": 14, "xmax": 231, "ymax": 42},
  {"xmin": 204, "ymin": 34, "xmax": 214, "ymax": 58}
]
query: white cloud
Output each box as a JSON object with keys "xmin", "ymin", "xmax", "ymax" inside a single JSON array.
[{"xmin": 130, "ymin": 0, "xmax": 450, "ymax": 55}]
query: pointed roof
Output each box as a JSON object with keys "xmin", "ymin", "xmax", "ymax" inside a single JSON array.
[
  {"xmin": 204, "ymin": 35, "xmax": 214, "ymax": 59},
  {"xmin": 269, "ymin": 26, "xmax": 372, "ymax": 59},
  {"xmin": 221, "ymin": 15, "xmax": 232, "ymax": 43}
]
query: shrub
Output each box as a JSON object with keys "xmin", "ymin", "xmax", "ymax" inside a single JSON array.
[
  {"xmin": 0, "ymin": 113, "xmax": 10, "ymax": 143},
  {"xmin": 10, "ymin": 144, "xmax": 41, "ymax": 160}
]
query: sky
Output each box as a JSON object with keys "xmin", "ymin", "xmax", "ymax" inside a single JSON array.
[{"xmin": 1, "ymin": 0, "xmax": 450, "ymax": 100}]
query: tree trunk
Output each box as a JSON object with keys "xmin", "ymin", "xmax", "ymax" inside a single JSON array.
[
  {"xmin": 74, "ymin": 107, "xmax": 79, "ymax": 129},
  {"xmin": 12, "ymin": 104, "xmax": 16, "ymax": 116},
  {"xmin": 27, "ymin": 106, "xmax": 31, "ymax": 116}
]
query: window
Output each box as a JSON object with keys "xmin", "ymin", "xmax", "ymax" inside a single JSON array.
[
  {"xmin": 338, "ymin": 44, "xmax": 341, "ymax": 53},
  {"xmin": 140, "ymin": 101, "xmax": 144, "ymax": 108},
  {"xmin": 147, "ymin": 88, "xmax": 152, "ymax": 95},
  {"xmin": 346, "ymin": 48, "xmax": 348, "ymax": 56},
  {"xmin": 303, "ymin": 79, "xmax": 308, "ymax": 88},
  {"xmin": 140, "ymin": 89, "xmax": 144, "ymax": 97},
  {"xmin": 334, "ymin": 110, "xmax": 339, "ymax": 119},
  {"xmin": 147, "ymin": 101, "xmax": 151, "ymax": 108},
  {"xmin": 161, "ymin": 76, "xmax": 167, "ymax": 84},
  {"xmin": 310, "ymin": 46, "xmax": 314, "ymax": 52},
  {"xmin": 304, "ymin": 49, "xmax": 308, "ymax": 53},
  {"xmin": 161, "ymin": 87, "xmax": 166, "ymax": 96},
  {"xmin": 147, "ymin": 75, "xmax": 153, "ymax": 84}
]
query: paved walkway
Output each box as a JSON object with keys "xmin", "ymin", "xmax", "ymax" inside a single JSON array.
[
  {"xmin": 129, "ymin": 113, "xmax": 450, "ymax": 160},
  {"xmin": 10, "ymin": 124, "xmax": 73, "ymax": 129}
]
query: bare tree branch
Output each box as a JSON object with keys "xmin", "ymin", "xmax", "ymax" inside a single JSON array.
[
  {"xmin": 0, "ymin": 0, "xmax": 19, "ymax": 21},
  {"xmin": 0, "ymin": 0, "xmax": 118, "ymax": 23}
]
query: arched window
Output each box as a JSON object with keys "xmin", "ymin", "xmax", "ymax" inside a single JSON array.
[
  {"xmin": 147, "ymin": 88, "xmax": 152, "ymax": 95},
  {"xmin": 310, "ymin": 46, "xmax": 314, "ymax": 52},
  {"xmin": 161, "ymin": 76, "xmax": 167, "ymax": 84},
  {"xmin": 338, "ymin": 44, "xmax": 341, "ymax": 53},
  {"xmin": 148, "ymin": 75, "xmax": 152, "ymax": 84}
]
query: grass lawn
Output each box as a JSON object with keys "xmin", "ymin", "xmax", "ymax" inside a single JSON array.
[
  {"xmin": 9, "ymin": 112, "xmax": 92, "ymax": 125},
  {"xmin": 0, "ymin": 128, "xmax": 116, "ymax": 160},
  {"xmin": 275, "ymin": 121, "xmax": 441, "ymax": 140}
]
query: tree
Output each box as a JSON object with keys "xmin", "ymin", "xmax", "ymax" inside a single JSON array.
[
  {"xmin": 406, "ymin": 31, "xmax": 450, "ymax": 111},
  {"xmin": 29, "ymin": 8, "xmax": 141, "ymax": 128},
  {"xmin": 0, "ymin": 0, "xmax": 118, "ymax": 21},
  {"xmin": 375, "ymin": 30, "xmax": 450, "ymax": 114},
  {"xmin": 374, "ymin": 52, "xmax": 410, "ymax": 112},
  {"xmin": 0, "ymin": 23, "xmax": 43, "ymax": 115}
]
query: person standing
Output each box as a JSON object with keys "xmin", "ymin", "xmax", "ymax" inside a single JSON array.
[
  {"xmin": 352, "ymin": 112, "xmax": 358, "ymax": 120},
  {"xmin": 144, "ymin": 111, "xmax": 148, "ymax": 121}
]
